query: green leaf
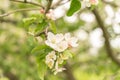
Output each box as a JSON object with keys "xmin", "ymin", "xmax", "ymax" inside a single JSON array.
[
  {"xmin": 63, "ymin": 50, "xmax": 73, "ymax": 58},
  {"xmin": 23, "ymin": 17, "xmax": 37, "ymax": 27},
  {"xmin": 31, "ymin": 45, "xmax": 46, "ymax": 53},
  {"xmin": 35, "ymin": 19, "xmax": 47, "ymax": 33},
  {"xmin": 49, "ymin": 20, "xmax": 57, "ymax": 33},
  {"xmin": 23, "ymin": 17, "xmax": 37, "ymax": 23},
  {"xmin": 23, "ymin": 14, "xmax": 45, "ymax": 30},
  {"xmin": 67, "ymin": 0, "xmax": 81, "ymax": 16},
  {"xmin": 27, "ymin": 36, "xmax": 37, "ymax": 46},
  {"xmin": 37, "ymin": 60, "xmax": 47, "ymax": 80},
  {"xmin": 31, "ymin": 45, "xmax": 46, "ymax": 59},
  {"xmin": 90, "ymin": 5, "xmax": 96, "ymax": 10},
  {"xmin": 31, "ymin": 45, "xmax": 52, "ymax": 59}
]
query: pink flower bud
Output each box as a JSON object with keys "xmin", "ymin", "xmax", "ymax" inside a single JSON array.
[
  {"xmin": 90, "ymin": 0, "xmax": 99, "ymax": 5},
  {"xmin": 40, "ymin": 8, "xmax": 45, "ymax": 14}
]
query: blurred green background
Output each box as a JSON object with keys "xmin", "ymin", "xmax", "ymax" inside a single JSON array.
[{"xmin": 0, "ymin": 0, "xmax": 120, "ymax": 80}]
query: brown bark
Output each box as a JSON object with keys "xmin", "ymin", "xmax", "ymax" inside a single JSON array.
[
  {"xmin": 92, "ymin": 8, "xmax": 120, "ymax": 66},
  {"xmin": 64, "ymin": 63, "xmax": 76, "ymax": 80}
]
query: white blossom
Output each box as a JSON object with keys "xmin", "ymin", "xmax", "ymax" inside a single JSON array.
[
  {"xmin": 65, "ymin": 33, "xmax": 78, "ymax": 47},
  {"xmin": 53, "ymin": 61, "xmax": 66, "ymax": 75},
  {"xmin": 45, "ymin": 32, "xmax": 64, "ymax": 50},
  {"xmin": 55, "ymin": 41, "xmax": 68, "ymax": 52},
  {"xmin": 45, "ymin": 32, "xmax": 78, "ymax": 74},
  {"xmin": 54, "ymin": 67, "xmax": 66, "ymax": 75},
  {"xmin": 45, "ymin": 59, "xmax": 54, "ymax": 69},
  {"xmin": 45, "ymin": 51, "xmax": 56, "ymax": 69},
  {"xmin": 46, "ymin": 51, "xmax": 56, "ymax": 60}
]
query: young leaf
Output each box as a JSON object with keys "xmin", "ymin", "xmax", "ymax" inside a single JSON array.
[
  {"xmin": 49, "ymin": 20, "xmax": 57, "ymax": 33},
  {"xmin": 63, "ymin": 50, "xmax": 73, "ymax": 58},
  {"xmin": 31, "ymin": 45, "xmax": 53, "ymax": 59},
  {"xmin": 23, "ymin": 17, "xmax": 37, "ymax": 28},
  {"xmin": 37, "ymin": 60, "xmax": 47, "ymax": 80},
  {"xmin": 35, "ymin": 19, "xmax": 48, "ymax": 33},
  {"xmin": 31, "ymin": 45, "xmax": 47, "ymax": 54},
  {"xmin": 67, "ymin": 0, "xmax": 81, "ymax": 16}
]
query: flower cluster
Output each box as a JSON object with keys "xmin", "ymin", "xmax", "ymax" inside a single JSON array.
[
  {"xmin": 83, "ymin": 0, "xmax": 99, "ymax": 7},
  {"xmin": 45, "ymin": 32, "xmax": 78, "ymax": 74},
  {"xmin": 45, "ymin": 32, "xmax": 78, "ymax": 52}
]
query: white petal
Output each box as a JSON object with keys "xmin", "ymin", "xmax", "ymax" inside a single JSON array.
[
  {"xmin": 47, "ymin": 59, "xmax": 54, "ymax": 69},
  {"xmin": 55, "ymin": 33, "xmax": 64, "ymax": 43},
  {"xmin": 49, "ymin": 43, "xmax": 57, "ymax": 49},
  {"xmin": 45, "ymin": 40, "xmax": 50, "ymax": 46},
  {"xmin": 71, "ymin": 37, "xmax": 78, "ymax": 43},
  {"xmin": 45, "ymin": 40, "xmax": 58, "ymax": 50},
  {"xmin": 65, "ymin": 33, "xmax": 71, "ymax": 41},
  {"xmin": 56, "ymin": 41, "xmax": 68, "ymax": 52},
  {"xmin": 69, "ymin": 37, "xmax": 78, "ymax": 47},
  {"xmin": 70, "ymin": 42, "xmax": 78, "ymax": 47},
  {"xmin": 54, "ymin": 67, "xmax": 66, "ymax": 75},
  {"xmin": 47, "ymin": 32, "xmax": 55, "ymax": 41},
  {"xmin": 48, "ymin": 51, "xmax": 56, "ymax": 60}
]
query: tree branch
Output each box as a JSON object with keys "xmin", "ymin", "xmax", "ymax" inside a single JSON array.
[
  {"xmin": 10, "ymin": 0, "xmax": 44, "ymax": 8},
  {"xmin": 0, "ymin": 8, "xmax": 40, "ymax": 18},
  {"xmin": 64, "ymin": 63, "xmax": 76, "ymax": 80},
  {"xmin": 45, "ymin": 0, "xmax": 53, "ymax": 13},
  {"xmin": 92, "ymin": 8, "xmax": 120, "ymax": 66},
  {"xmin": 34, "ymin": 0, "xmax": 53, "ymax": 37},
  {"xmin": 0, "ymin": 18, "xmax": 17, "ymax": 24}
]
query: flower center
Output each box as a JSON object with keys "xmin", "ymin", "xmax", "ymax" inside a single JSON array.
[{"xmin": 51, "ymin": 38, "xmax": 56, "ymax": 44}]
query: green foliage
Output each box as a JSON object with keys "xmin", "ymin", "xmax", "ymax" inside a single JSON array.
[
  {"xmin": 37, "ymin": 59, "xmax": 47, "ymax": 80},
  {"xmin": 31, "ymin": 45, "xmax": 47, "ymax": 54},
  {"xmin": 32, "ymin": 45, "xmax": 53, "ymax": 80},
  {"xmin": 49, "ymin": 20, "xmax": 57, "ymax": 33},
  {"xmin": 1, "ymin": 0, "xmax": 120, "ymax": 80},
  {"xmin": 63, "ymin": 50, "xmax": 73, "ymax": 58},
  {"xmin": 35, "ymin": 19, "xmax": 48, "ymax": 33},
  {"xmin": 67, "ymin": 0, "xmax": 81, "ymax": 16},
  {"xmin": 23, "ymin": 14, "xmax": 48, "ymax": 34},
  {"xmin": 31, "ymin": 45, "xmax": 52, "ymax": 59},
  {"xmin": 23, "ymin": 17, "xmax": 37, "ymax": 27},
  {"xmin": 90, "ymin": 5, "xmax": 96, "ymax": 10}
]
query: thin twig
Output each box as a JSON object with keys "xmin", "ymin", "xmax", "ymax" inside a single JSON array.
[
  {"xmin": 10, "ymin": 0, "xmax": 44, "ymax": 8},
  {"xmin": 45, "ymin": 0, "xmax": 53, "ymax": 13},
  {"xmin": 0, "ymin": 18, "xmax": 17, "ymax": 24},
  {"xmin": 92, "ymin": 8, "xmax": 120, "ymax": 66},
  {"xmin": 64, "ymin": 63, "xmax": 76, "ymax": 80},
  {"xmin": 35, "ymin": 0, "xmax": 53, "ymax": 37},
  {"xmin": 0, "ymin": 8, "xmax": 40, "ymax": 18}
]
